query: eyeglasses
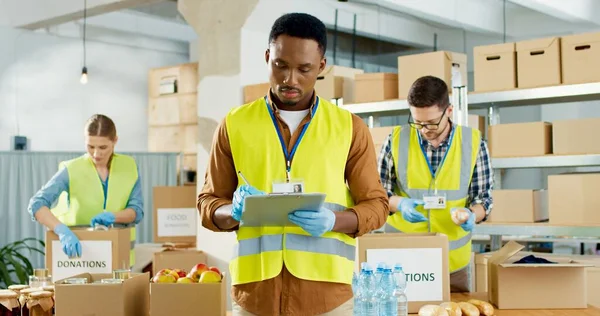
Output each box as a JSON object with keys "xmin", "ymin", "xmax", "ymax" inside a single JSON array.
[{"xmin": 408, "ymin": 108, "xmax": 448, "ymax": 131}]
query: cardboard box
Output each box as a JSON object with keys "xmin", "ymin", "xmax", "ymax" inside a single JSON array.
[
  {"xmin": 552, "ymin": 117, "xmax": 600, "ymax": 155},
  {"xmin": 516, "ymin": 37, "xmax": 562, "ymax": 88},
  {"xmin": 45, "ymin": 227, "xmax": 131, "ymax": 282},
  {"xmin": 150, "ymin": 275, "xmax": 227, "ymax": 316},
  {"xmin": 487, "ymin": 189, "xmax": 548, "ymax": 223},
  {"xmin": 148, "ymin": 124, "xmax": 197, "ymax": 154},
  {"xmin": 488, "ymin": 241, "xmax": 591, "ymax": 309},
  {"xmin": 153, "ymin": 186, "xmax": 199, "ymax": 245},
  {"xmin": 561, "ymin": 31, "xmax": 600, "ymax": 84},
  {"xmin": 315, "ymin": 65, "xmax": 364, "ymax": 103},
  {"xmin": 473, "ymin": 42, "xmax": 517, "ymax": 92},
  {"xmin": 548, "ymin": 172, "xmax": 600, "ymax": 225},
  {"xmin": 354, "ymin": 73, "xmax": 399, "ymax": 103},
  {"xmin": 370, "ymin": 126, "xmax": 395, "ymax": 156},
  {"xmin": 152, "ymin": 249, "xmax": 207, "ymax": 275},
  {"xmin": 55, "ymin": 272, "xmax": 150, "ymax": 316},
  {"xmin": 149, "ymin": 62, "xmax": 198, "ymax": 98},
  {"xmin": 477, "ymin": 251, "xmax": 600, "ymax": 307},
  {"xmin": 243, "ymin": 82, "xmax": 270, "ymax": 103},
  {"xmin": 468, "ymin": 114, "xmax": 486, "ymax": 137},
  {"xmin": 488, "ymin": 122, "xmax": 552, "ymax": 157},
  {"xmin": 148, "ymin": 93, "xmax": 197, "ymax": 126},
  {"xmin": 357, "ymin": 233, "xmax": 450, "ymax": 313},
  {"xmin": 398, "ymin": 51, "xmax": 468, "ymax": 99}
]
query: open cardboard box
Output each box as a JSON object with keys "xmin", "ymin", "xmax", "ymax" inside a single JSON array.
[
  {"xmin": 357, "ymin": 232, "xmax": 450, "ymax": 313},
  {"xmin": 150, "ymin": 274, "xmax": 227, "ymax": 316},
  {"xmin": 152, "ymin": 248, "xmax": 207, "ymax": 275},
  {"xmin": 54, "ymin": 272, "xmax": 150, "ymax": 316},
  {"xmin": 488, "ymin": 241, "xmax": 593, "ymax": 309},
  {"xmin": 45, "ymin": 227, "xmax": 131, "ymax": 282}
]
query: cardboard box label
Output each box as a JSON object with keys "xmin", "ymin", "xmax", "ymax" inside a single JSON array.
[
  {"xmin": 366, "ymin": 248, "xmax": 443, "ymax": 301},
  {"xmin": 52, "ymin": 240, "xmax": 112, "ymax": 281},
  {"xmin": 157, "ymin": 208, "xmax": 197, "ymax": 237}
]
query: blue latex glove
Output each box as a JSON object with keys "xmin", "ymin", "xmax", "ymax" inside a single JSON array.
[
  {"xmin": 232, "ymin": 185, "xmax": 265, "ymax": 221},
  {"xmin": 288, "ymin": 207, "xmax": 336, "ymax": 237},
  {"xmin": 54, "ymin": 223, "xmax": 82, "ymax": 258},
  {"xmin": 397, "ymin": 198, "xmax": 427, "ymax": 223},
  {"xmin": 451, "ymin": 207, "xmax": 476, "ymax": 232},
  {"xmin": 90, "ymin": 211, "xmax": 116, "ymax": 227}
]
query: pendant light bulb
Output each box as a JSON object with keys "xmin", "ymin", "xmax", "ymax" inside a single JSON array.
[{"xmin": 80, "ymin": 67, "xmax": 88, "ymax": 84}]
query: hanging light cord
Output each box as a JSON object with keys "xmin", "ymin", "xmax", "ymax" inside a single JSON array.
[{"xmin": 83, "ymin": 0, "xmax": 87, "ymax": 67}]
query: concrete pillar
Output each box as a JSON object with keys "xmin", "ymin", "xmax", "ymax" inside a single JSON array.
[{"xmin": 178, "ymin": 0, "xmax": 264, "ymax": 309}]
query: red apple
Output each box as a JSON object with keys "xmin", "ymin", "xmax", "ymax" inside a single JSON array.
[
  {"xmin": 208, "ymin": 267, "xmax": 221, "ymax": 278},
  {"xmin": 157, "ymin": 269, "xmax": 179, "ymax": 280},
  {"xmin": 190, "ymin": 263, "xmax": 208, "ymax": 274},
  {"xmin": 176, "ymin": 277, "xmax": 194, "ymax": 284},
  {"xmin": 173, "ymin": 269, "xmax": 187, "ymax": 278},
  {"xmin": 199, "ymin": 270, "xmax": 221, "ymax": 283},
  {"xmin": 152, "ymin": 273, "xmax": 176, "ymax": 283}
]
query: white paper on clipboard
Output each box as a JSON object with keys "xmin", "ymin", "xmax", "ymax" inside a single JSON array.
[{"xmin": 241, "ymin": 193, "xmax": 326, "ymax": 227}]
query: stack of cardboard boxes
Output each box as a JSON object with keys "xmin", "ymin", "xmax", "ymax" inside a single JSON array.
[{"xmin": 473, "ymin": 30, "xmax": 600, "ymax": 91}]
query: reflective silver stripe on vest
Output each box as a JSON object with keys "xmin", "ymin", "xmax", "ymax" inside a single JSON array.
[
  {"xmin": 130, "ymin": 241, "xmax": 135, "ymax": 250},
  {"xmin": 397, "ymin": 125, "xmax": 475, "ymax": 200},
  {"xmin": 233, "ymin": 234, "xmax": 284, "ymax": 258},
  {"xmin": 449, "ymin": 232, "xmax": 472, "ymax": 250},
  {"xmin": 384, "ymin": 223, "xmax": 401, "ymax": 233},
  {"xmin": 231, "ymin": 233, "xmax": 355, "ymax": 261},
  {"xmin": 285, "ymin": 233, "xmax": 355, "ymax": 261}
]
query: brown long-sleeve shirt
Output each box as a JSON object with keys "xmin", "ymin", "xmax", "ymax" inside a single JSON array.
[{"xmin": 197, "ymin": 94, "xmax": 389, "ymax": 316}]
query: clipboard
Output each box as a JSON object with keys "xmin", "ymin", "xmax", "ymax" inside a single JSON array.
[{"xmin": 240, "ymin": 193, "xmax": 326, "ymax": 227}]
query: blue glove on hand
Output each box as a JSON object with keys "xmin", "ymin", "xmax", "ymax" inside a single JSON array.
[
  {"xmin": 232, "ymin": 185, "xmax": 265, "ymax": 222},
  {"xmin": 90, "ymin": 212, "xmax": 116, "ymax": 227},
  {"xmin": 398, "ymin": 198, "xmax": 427, "ymax": 223},
  {"xmin": 451, "ymin": 207, "xmax": 476, "ymax": 232},
  {"xmin": 54, "ymin": 223, "xmax": 82, "ymax": 258},
  {"xmin": 288, "ymin": 207, "xmax": 336, "ymax": 237}
]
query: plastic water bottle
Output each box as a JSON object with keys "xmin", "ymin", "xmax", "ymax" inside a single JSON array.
[
  {"xmin": 375, "ymin": 262, "xmax": 385, "ymax": 283},
  {"xmin": 361, "ymin": 264, "xmax": 378, "ymax": 316},
  {"xmin": 354, "ymin": 263, "xmax": 368, "ymax": 315},
  {"xmin": 378, "ymin": 268, "xmax": 398, "ymax": 316},
  {"xmin": 393, "ymin": 264, "xmax": 408, "ymax": 316},
  {"xmin": 352, "ymin": 271, "xmax": 360, "ymax": 315}
]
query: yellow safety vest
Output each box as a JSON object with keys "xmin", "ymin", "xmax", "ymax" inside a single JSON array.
[
  {"xmin": 226, "ymin": 96, "xmax": 356, "ymax": 286},
  {"xmin": 51, "ymin": 154, "xmax": 139, "ymax": 266},
  {"xmin": 385, "ymin": 125, "xmax": 480, "ymax": 272}
]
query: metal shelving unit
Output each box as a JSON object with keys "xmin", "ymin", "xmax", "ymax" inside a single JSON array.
[
  {"xmin": 492, "ymin": 154, "xmax": 600, "ymax": 169},
  {"xmin": 348, "ymin": 83, "xmax": 600, "ymax": 252}
]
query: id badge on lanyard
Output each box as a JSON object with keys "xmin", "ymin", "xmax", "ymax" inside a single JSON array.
[
  {"xmin": 265, "ymin": 96, "xmax": 319, "ymax": 193},
  {"xmin": 420, "ymin": 128, "xmax": 454, "ymax": 210}
]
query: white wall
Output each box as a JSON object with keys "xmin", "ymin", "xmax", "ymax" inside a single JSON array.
[{"xmin": 0, "ymin": 25, "xmax": 189, "ymax": 152}]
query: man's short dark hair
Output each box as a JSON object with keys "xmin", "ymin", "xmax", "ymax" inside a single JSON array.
[
  {"xmin": 407, "ymin": 76, "xmax": 450, "ymax": 108},
  {"xmin": 268, "ymin": 13, "xmax": 327, "ymax": 56}
]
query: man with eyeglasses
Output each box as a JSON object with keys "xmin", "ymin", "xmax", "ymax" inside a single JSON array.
[{"xmin": 377, "ymin": 75, "xmax": 494, "ymax": 292}]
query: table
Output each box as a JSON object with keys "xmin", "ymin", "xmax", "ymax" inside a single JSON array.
[
  {"xmin": 225, "ymin": 292, "xmax": 600, "ymax": 315},
  {"xmin": 449, "ymin": 293, "xmax": 600, "ymax": 316}
]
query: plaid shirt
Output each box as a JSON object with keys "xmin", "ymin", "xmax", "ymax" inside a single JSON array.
[{"xmin": 377, "ymin": 124, "xmax": 494, "ymax": 219}]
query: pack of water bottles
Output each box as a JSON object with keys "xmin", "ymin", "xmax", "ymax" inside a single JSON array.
[{"xmin": 352, "ymin": 262, "xmax": 408, "ymax": 316}]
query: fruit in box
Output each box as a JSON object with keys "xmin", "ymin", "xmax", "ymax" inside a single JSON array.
[
  {"xmin": 152, "ymin": 272, "xmax": 177, "ymax": 283},
  {"xmin": 157, "ymin": 269, "xmax": 179, "ymax": 280},
  {"xmin": 176, "ymin": 277, "xmax": 194, "ymax": 284},
  {"xmin": 188, "ymin": 263, "xmax": 208, "ymax": 282},
  {"xmin": 208, "ymin": 266, "xmax": 221, "ymax": 277},
  {"xmin": 199, "ymin": 270, "xmax": 221, "ymax": 283},
  {"xmin": 172, "ymin": 269, "xmax": 187, "ymax": 278}
]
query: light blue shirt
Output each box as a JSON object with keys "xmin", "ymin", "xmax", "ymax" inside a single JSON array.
[{"xmin": 27, "ymin": 165, "xmax": 144, "ymax": 225}]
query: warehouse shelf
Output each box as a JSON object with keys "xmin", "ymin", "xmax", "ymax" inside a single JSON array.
[
  {"xmin": 491, "ymin": 154, "xmax": 600, "ymax": 169},
  {"xmin": 469, "ymin": 82, "xmax": 600, "ymax": 107},
  {"xmin": 473, "ymin": 223, "xmax": 600, "ymax": 238},
  {"xmin": 343, "ymin": 82, "xmax": 600, "ymax": 116},
  {"xmin": 341, "ymin": 99, "xmax": 409, "ymax": 116}
]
